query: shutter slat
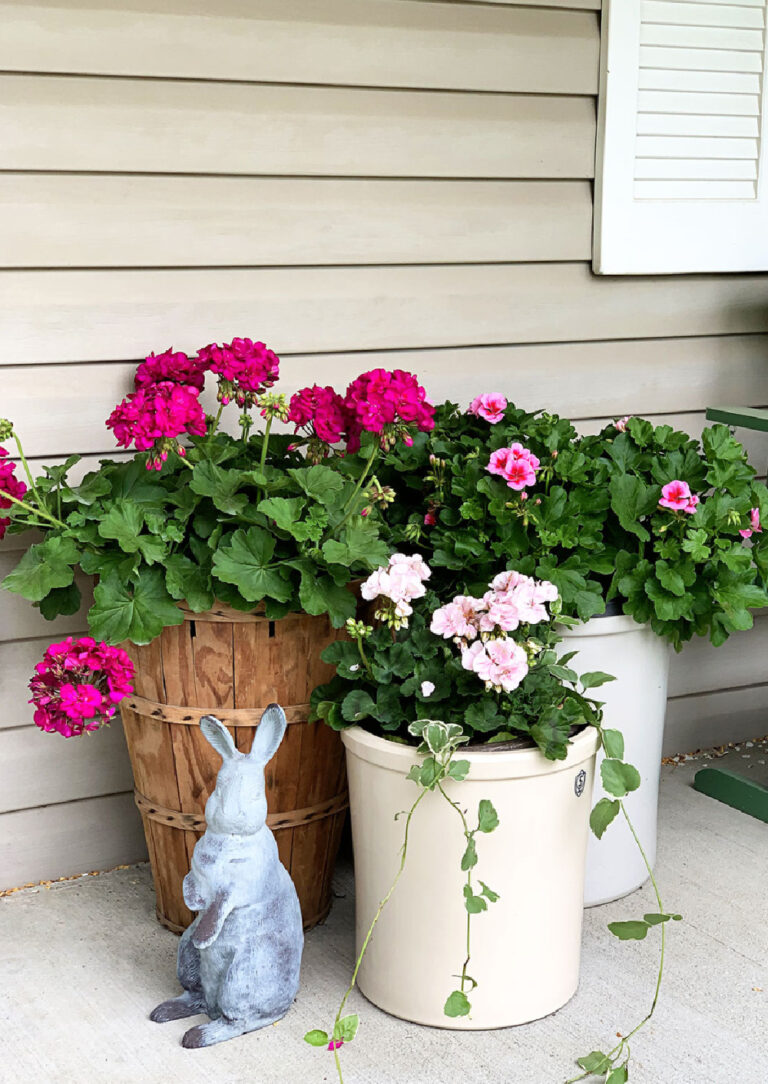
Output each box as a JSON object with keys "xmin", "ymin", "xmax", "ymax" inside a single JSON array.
[
  {"xmin": 638, "ymin": 69, "xmax": 760, "ymax": 94},
  {"xmin": 640, "ymin": 47, "xmax": 763, "ymax": 75},
  {"xmin": 641, "ymin": 0, "xmax": 765, "ymax": 28},
  {"xmin": 636, "ymin": 134, "xmax": 759, "ymax": 158},
  {"xmin": 633, "ymin": 179, "xmax": 757, "ymax": 198},
  {"xmin": 634, "ymin": 157, "xmax": 757, "ymax": 179},
  {"xmin": 637, "ymin": 113, "xmax": 759, "ymax": 137},
  {"xmin": 638, "ymin": 90, "xmax": 760, "ymax": 116},
  {"xmin": 640, "ymin": 23, "xmax": 763, "ymax": 48}
]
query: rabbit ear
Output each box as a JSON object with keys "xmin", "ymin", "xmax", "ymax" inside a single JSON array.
[
  {"xmin": 200, "ymin": 715, "xmax": 237, "ymax": 760},
  {"xmin": 249, "ymin": 703, "xmax": 287, "ymax": 764}
]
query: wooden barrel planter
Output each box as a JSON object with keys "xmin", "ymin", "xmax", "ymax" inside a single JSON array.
[{"xmin": 119, "ymin": 603, "xmax": 347, "ymax": 933}]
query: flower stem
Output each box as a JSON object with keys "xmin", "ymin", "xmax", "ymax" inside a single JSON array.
[
  {"xmin": 329, "ymin": 788, "xmax": 427, "ymax": 1084},
  {"xmin": 437, "ymin": 782, "xmax": 474, "ymax": 996},
  {"xmin": 0, "ymin": 487, "xmax": 68, "ymax": 530},
  {"xmin": 335, "ymin": 444, "xmax": 378, "ymax": 533},
  {"xmin": 259, "ymin": 415, "xmax": 273, "ymax": 471},
  {"xmin": 355, "ymin": 634, "xmax": 374, "ymax": 678},
  {"xmin": 564, "ymin": 800, "xmax": 667, "ymax": 1084}
]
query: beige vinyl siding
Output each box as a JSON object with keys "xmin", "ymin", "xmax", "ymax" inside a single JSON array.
[{"xmin": 1, "ymin": 0, "xmax": 767, "ymax": 888}]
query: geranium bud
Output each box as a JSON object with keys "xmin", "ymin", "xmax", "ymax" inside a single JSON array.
[{"xmin": 0, "ymin": 419, "xmax": 13, "ymax": 440}]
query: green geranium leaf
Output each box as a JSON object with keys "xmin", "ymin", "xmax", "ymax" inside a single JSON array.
[
  {"xmin": 464, "ymin": 700, "xmax": 502, "ymax": 733},
  {"xmin": 303, "ymin": 1030, "xmax": 329, "ymax": 1047},
  {"xmin": 609, "ymin": 474, "xmax": 656, "ymax": 542},
  {"xmin": 165, "ymin": 554, "xmax": 215, "ymax": 613},
  {"xmin": 38, "ymin": 582, "xmax": 82, "ymax": 620},
  {"xmin": 443, "ymin": 990, "xmax": 471, "ymax": 1018},
  {"xmin": 601, "ymin": 759, "xmax": 641, "ymax": 798},
  {"xmin": 212, "ymin": 528, "xmax": 291, "ymax": 603},
  {"xmin": 88, "ymin": 568, "xmax": 184, "ymax": 645},
  {"xmin": 190, "ymin": 461, "xmax": 247, "ymax": 516},
  {"xmin": 2, "ymin": 536, "xmax": 80, "ymax": 602},
  {"xmin": 257, "ymin": 496, "xmax": 307, "ymax": 535},
  {"xmin": 298, "ymin": 572, "xmax": 356, "ymax": 627},
  {"xmin": 341, "ymin": 689, "xmax": 376, "ymax": 722},
  {"xmin": 682, "ymin": 528, "xmax": 711, "ymax": 561},
  {"xmin": 96, "ymin": 501, "xmax": 145, "ymax": 552},
  {"xmin": 288, "ymin": 465, "xmax": 346, "ymax": 508},
  {"xmin": 322, "ymin": 520, "xmax": 391, "ymax": 571},
  {"xmin": 477, "ymin": 798, "xmax": 499, "ymax": 834},
  {"xmin": 608, "ymin": 920, "xmax": 649, "ymax": 941},
  {"xmin": 590, "ymin": 797, "xmax": 620, "ymax": 840},
  {"xmin": 69, "ymin": 471, "xmax": 111, "ymax": 506},
  {"xmin": 461, "ymin": 837, "xmax": 478, "ymax": 871}
]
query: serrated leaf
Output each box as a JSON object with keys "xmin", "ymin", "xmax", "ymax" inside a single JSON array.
[
  {"xmin": 601, "ymin": 759, "xmax": 641, "ymax": 798},
  {"xmin": 288, "ymin": 465, "xmax": 346, "ymax": 508},
  {"xmin": 189, "ymin": 461, "xmax": 247, "ymax": 515},
  {"xmin": 2, "ymin": 536, "xmax": 80, "ymax": 602},
  {"xmin": 298, "ymin": 572, "xmax": 356, "ymax": 627},
  {"xmin": 88, "ymin": 568, "xmax": 184, "ymax": 645},
  {"xmin": 341, "ymin": 689, "xmax": 375, "ymax": 722},
  {"xmin": 257, "ymin": 496, "xmax": 307, "ymax": 535},
  {"xmin": 96, "ymin": 501, "xmax": 144, "ymax": 552},
  {"xmin": 165, "ymin": 554, "xmax": 215, "ymax": 613},
  {"xmin": 38, "ymin": 582, "xmax": 82, "ymax": 620},
  {"xmin": 212, "ymin": 528, "xmax": 291, "ymax": 604},
  {"xmin": 608, "ymin": 920, "xmax": 649, "ymax": 941},
  {"xmin": 443, "ymin": 990, "xmax": 471, "ymax": 1018},
  {"xmin": 590, "ymin": 797, "xmax": 620, "ymax": 840}
]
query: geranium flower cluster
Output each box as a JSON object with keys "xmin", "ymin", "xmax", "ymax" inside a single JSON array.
[
  {"xmin": 29, "ymin": 636, "xmax": 135, "ymax": 738},
  {"xmin": 0, "ymin": 446, "xmax": 27, "ymax": 542},
  {"xmin": 431, "ymin": 570, "xmax": 558, "ymax": 694},
  {"xmin": 468, "ymin": 393, "xmax": 507, "ymax": 425},
  {"xmin": 107, "ymin": 381, "xmax": 207, "ymax": 470},
  {"xmin": 658, "ymin": 480, "xmax": 699, "ymax": 515},
  {"xmin": 198, "ymin": 337, "xmax": 280, "ymax": 407},
  {"xmin": 288, "ymin": 369, "xmax": 435, "ymax": 457},
  {"xmin": 487, "ymin": 443, "xmax": 541, "ymax": 493},
  {"xmin": 134, "ymin": 349, "xmax": 206, "ymax": 391},
  {"xmin": 360, "ymin": 553, "xmax": 431, "ymax": 629}
]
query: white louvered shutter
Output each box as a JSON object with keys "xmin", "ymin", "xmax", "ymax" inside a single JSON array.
[{"xmin": 594, "ymin": 0, "xmax": 768, "ymax": 273}]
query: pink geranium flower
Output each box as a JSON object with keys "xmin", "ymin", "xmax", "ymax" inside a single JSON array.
[
  {"xmin": 288, "ymin": 385, "xmax": 348, "ymax": 445},
  {"xmin": 430, "ymin": 595, "xmax": 483, "ymax": 642},
  {"xmin": 343, "ymin": 369, "xmax": 434, "ymax": 452},
  {"xmin": 615, "ymin": 415, "xmax": 631, "ymax": 433},
  {"xmin": 659, "ymin": 480, "xmax": 695, "ymax": 512},
  {"xmin": 740, "ymin": 507, "xmax": 762, "ymax": 540},
  {"xmin": 487, "ymin": 444, "xmax": 539, "ymax": 492},
  {"xmin": 468, "ymin": 393, "xmax": 507, "ymax": 425},
  {"xmin": 461, "ymin": 638, "xmax": 529, "ymax": 694}
]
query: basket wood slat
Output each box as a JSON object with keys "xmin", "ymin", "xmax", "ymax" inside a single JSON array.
[{"xmin": 120, "ymin": 607, "xmax": 346, "ymax": 933}]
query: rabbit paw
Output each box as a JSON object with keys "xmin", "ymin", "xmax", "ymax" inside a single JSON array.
[{"xmin": 150, "ymin": 992, "xmax": 205, "ymax": 1023}]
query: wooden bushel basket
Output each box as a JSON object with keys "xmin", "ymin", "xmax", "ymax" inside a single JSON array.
[{"xmin": 119, "ymin": 603, "xmax": 347, "ymax": 932}]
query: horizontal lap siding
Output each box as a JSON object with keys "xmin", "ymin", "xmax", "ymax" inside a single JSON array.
[{"xmin": 0, "ymin": 0, "xmax": 764, "ymax": 888}]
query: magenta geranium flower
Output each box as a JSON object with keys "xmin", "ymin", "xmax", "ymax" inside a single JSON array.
[
  {"xmin": 343, "ymin": 369, "xmax": 434, "ymax": 452},
  {"xmin": 198, "ymin": 337, "xmax": 280, "ymax": 406},
  {"xmin": 106, "ymin": 381, "xmax": 207, "ymax": 468},
  {"xmin": 288, "ymin": 385, "xmax": 348, "ymax": 446},
  {"xmin": 134, "ymin": 348, "xmax": 206, "ymax": 392},
  {"xmin": 0, "ymin": 446, "xmax": 27, "ymax": 541},
  {"xmin": 468, "ymin": 393, "xmax": 507, "ymax": 425},
  {"xmin": 659, "ymin": 480, "xmax": 699, "ymax": 514},
  {"xmin": 29, "ymin": 637, "xmax": 135, "ymax": 738}
]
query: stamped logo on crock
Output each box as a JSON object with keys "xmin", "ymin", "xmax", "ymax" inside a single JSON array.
[{"xmin": 574, "ymin": 769, "xmax": 587, "ymax": 797}]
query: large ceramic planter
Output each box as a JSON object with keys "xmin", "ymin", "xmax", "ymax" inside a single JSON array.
[
  {"xmin": 559, "ymin": 615, "xmax": 670, "ymax": 907},
  {"xmin": 120, "ymin": 603, "xmax": 348, "ymax": 932},
  {"xmin": 343, "ymin": 725, "xmax": 599, "ymax": 1029}
]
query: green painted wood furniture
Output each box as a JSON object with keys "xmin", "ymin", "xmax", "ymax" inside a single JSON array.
[{"xmin": 691, "ymin": 406, "xmax": 768, "ymax": 821}]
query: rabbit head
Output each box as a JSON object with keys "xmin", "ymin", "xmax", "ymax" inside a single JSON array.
[{"xmin": 200, "ymin": 704, "xmax": 287, "ymax": 836}]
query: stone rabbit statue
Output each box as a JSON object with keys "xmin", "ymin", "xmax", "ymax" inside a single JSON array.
[{"xmin": 150, "ymin": 704, "xmax": 304, "ymax": 1048}]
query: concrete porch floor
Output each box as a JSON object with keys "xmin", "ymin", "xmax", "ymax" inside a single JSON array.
[{"xmin": 1, "ymin": 752, "xmax": 765, "ymax": 1084}]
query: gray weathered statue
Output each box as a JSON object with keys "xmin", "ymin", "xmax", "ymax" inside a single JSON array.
[{"xmin": 150, "ymin": 705, "xmax": 304, "ymax": 1048}]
